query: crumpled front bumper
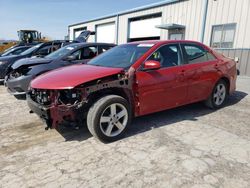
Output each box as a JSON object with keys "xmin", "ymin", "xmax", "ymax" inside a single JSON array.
[
  {"xmin": 6, "ymin": 74, "xmax": 33, "ymax": 96},
  {"xmin": 27, "ymin": 95, "xmax": 51, "ymax": 128},
  {"xmin": 27, "ymin": 93, "xmax": 86, "ymax": 129},
  {"xmin": 0, "ymin": 63, "xmax": 9, "ymax": 81}
]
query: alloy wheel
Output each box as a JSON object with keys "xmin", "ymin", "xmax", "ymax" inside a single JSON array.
[
  {"xmin": 213, "ymin": 83, "xmax": 226, "ymax": 106},
  {"xmin": 99, "ymin": 103, "xmax": 128, "ymax": 137}
]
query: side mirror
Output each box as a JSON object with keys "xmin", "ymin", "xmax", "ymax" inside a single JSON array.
[
  {"xmin": 64, "ymin": 55, "xmax": 76, "ymax": 61},
  {"xmin": 143, "ymin": 60, "xmax": 161, "ymax": 70}
]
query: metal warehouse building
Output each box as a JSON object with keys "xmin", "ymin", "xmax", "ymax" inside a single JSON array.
[{"xmin": 68, "ymin": 0, "xmax": 250, "ymax": 76}]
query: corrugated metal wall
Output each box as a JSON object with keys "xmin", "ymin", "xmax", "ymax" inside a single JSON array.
[
  {"xmin": 204, "ymin": 0, "xmax": 250, "ymax": 48},
  {"xmin": 69, "ymin": 0, "xmax": 205, "ymax": 44},
  {"xmin": 68, "ymin": 0, "xmax": 250, "ymax": 76},
  {"xmin": 161, "ymin": 0, "xmax": 204, "ymax": 41},
  {"xmin": 69, "ymin": 0, "xmax": 250, "ymax": 48}
]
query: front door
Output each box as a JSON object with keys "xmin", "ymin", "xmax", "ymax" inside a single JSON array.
[{"xmin": 135, "ymin": 43, "xmax": 188, "ymax": 116}]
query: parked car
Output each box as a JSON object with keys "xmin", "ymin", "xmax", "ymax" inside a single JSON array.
[
  {"xmin": 0, "ymin": 45, "xmax": 33, "ymax": 57},
  {"xmin": 0, "ymin": 41, "xmax": 70, "ymax": 82},
  {"xmin": 0, "ymin": 30, "xmax": 96, "ymax": 83},
  {"xmin": 6, "ymin": 43, "xmax": 115, "ymax": 98},
  {"xmin": 27, "ymin": 40, "xmax": 237, "ymax": 142}
]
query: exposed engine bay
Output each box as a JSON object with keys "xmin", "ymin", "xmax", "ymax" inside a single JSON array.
[{"xmin": 27, "ymin": 71, "xmax": 135, "ymax": 130}]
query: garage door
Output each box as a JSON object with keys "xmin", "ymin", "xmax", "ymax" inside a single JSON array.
[
  {"xmin": 96, "ymin": 22, "xmax": 116, "ymax": 43},
  {"xmin": 74, "ymin": 27, "xmax": 87, "ymax": 39},
  {"xmin": 129, "ymin": 14, "xmax": 162, "ymax": 42}
]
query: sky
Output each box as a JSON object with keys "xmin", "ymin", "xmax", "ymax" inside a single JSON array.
[{"xmin": 0, "ymin": 0, "xmax": 162, "ymax": 40}]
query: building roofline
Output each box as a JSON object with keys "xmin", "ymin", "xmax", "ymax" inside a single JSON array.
[{"xmin": 68, "ymin": 0, "xmax": 180, "ymax": 28}]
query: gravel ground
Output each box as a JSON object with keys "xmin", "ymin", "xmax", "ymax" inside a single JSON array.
[{"xmin": 0, "ymin": 76, "xmax": 250, "ymax": 188}]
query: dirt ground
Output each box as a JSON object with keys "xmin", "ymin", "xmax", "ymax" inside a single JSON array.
[{"xmin": 0, "ymin": 76, "xmax": 250, "ymax": 188}]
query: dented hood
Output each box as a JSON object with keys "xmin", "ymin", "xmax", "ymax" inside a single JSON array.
[
  {"xmin": 31, "ymin": 64, "xmax": 124, "ymax": 89},
  {"xmin": 11, "ymin": 57, "xmax": 53, "ymax": 70}
]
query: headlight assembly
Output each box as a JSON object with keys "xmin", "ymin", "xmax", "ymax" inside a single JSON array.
[{"xmin": 0, "ymin": 61, "xmax": 6, "ymax": 65}]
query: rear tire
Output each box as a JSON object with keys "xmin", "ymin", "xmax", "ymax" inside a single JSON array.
[
  {"xmin": 87, "ymin": 95, "xmax": 131, "ymax": 143},
  {"xmin": 205, "ymin": 79, "xmax": 228, "ymax": 109}
]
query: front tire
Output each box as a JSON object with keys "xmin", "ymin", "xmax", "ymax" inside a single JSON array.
[
  {"xmin": 205, "ymin": 79, "xmax": 228, "ymax": 109},
  {"xmin": 87, "ymin": 95, "xmax": 131, "ymax": 142}
]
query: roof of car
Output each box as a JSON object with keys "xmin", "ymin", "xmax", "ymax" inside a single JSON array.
[
  {"xmin": 14, "ymin": 46, "xmax": 32, "ymax": 49},
  {"xmin": 128, "ymin": 40, "xmax": 204, "ymax": 45},
  {"xmin": 66, "ymin": 42, "xmax": 116, "ymax": 47}
]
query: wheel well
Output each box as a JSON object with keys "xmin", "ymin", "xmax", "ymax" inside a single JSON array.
[
  {"xmin": 220, "ymin": 77, "xmax": 230, "ymax": 93},
  {"xmin": 86, "ymin": 88, "xmax": 132, "ymax": 109}
]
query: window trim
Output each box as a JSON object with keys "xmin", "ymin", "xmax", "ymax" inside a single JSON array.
[{"xmin": 210, "ymin": 23, "xmax": 236, "ymax": 48}]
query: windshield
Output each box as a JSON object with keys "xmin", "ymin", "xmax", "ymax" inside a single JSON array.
[
  {"xmin": 20, "ymin": 43, "xmax": 42, "ymax": 55},
  {"xmin": 45, "ymin": 44, "xmax": 79, "ymax": 59},
  {"xmin": 1, "ymin": 48, "xmax": 16, "ymax": 56},
  {"xmin": 88, "ymin": 44, "xmax": 153, "ymax": 68}
]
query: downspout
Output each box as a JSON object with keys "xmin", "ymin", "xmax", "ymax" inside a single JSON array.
[
  {"xmin": 68, "ymin": 26, "xmax": 70, "ymax": 41},
  {"xmin": 200, "ymin": 0, "xmax": 209, "ymax": 43},
  {"xmin": 116, "ymin": 14, "xmax": 119, "ymax": 44}
]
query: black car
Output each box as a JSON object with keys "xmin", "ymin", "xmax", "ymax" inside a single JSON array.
[
  {"xmin": 0, "ymin": 41, "xmax": 72, "ymax": 82},
  {"xmin": 6, "ymin": 42, "xmax": 115, "ymax": 98},
  {"xmin": 0, "ymin": 46, "xmax": 33, "ymax": 57}
]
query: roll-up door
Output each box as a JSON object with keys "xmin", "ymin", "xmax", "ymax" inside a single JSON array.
[
  {"xmin": 96, "ymin": 22, "xmax": 116, "ymax": 43},
  {"xmin": 128, "ymin": 13, "xmax": 162, "ymax": 42}
]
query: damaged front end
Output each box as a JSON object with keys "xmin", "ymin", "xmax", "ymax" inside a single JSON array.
[{"xmin": 27, "ymin": 71, "xmax": 134, "ymax": 130}]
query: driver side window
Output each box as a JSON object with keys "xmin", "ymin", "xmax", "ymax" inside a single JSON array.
[
  {"xmin": 35, "ymin": 45, "xmax": 52, "ymax": 56},
  {"xmin": 71, "ymin": 50, "xmax": 81, "ymax": 60},
  {"xmin": 148, "ymin": 44, "xmax": 181, "ymax": 68},
  {"xmin": 70, "ymin": 46, "xmax": 98, "ymax": 61}
]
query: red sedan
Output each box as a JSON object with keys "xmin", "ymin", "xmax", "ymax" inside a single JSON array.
[{"xmin": 27, "ymin": 40, "xmax": 237, "ymax": 142}]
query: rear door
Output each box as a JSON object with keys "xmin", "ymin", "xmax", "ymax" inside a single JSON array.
[
  {"xmin": 136, "ymin": 43, "xmax": 188, "ymax": 115},
  {"xmin": 180, "ymin": 43, "xmax": 219, "ymax": 102}
]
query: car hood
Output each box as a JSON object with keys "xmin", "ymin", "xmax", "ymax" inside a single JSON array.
[
  {"xmin": 11, "ymin": 57, "xmax": 53, "ymax": 70},
  {"xmin": 31, "ymin": 64, "xmax": 124, "ymax": 89},
  {"xmin": 0, "ymin": 55, "xmax": 20, "ymax": 62}
]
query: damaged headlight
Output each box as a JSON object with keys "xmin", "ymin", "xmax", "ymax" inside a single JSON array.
[
  {"xmin": 11, "ymin": 67, "xmax": 31, "ymax": 78},
  {"xmin": 0, "ymin": 61, "xmax": 7, "ymax": 65},
  {"xmin": 58, "ymin": 89, "xmax": 81, "ymax": 105},
  {"xmin": 29, "ymin": 89, "xmax": 51, "ymax": 105}
]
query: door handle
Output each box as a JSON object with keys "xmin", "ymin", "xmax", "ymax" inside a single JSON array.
[
  {"xmin": 177, "ymin": 70, "xmax": 185, "ymax": 82},
  {"xmin": 178, "ymin": 70, "xmax": 185, "ymax": 76}
]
